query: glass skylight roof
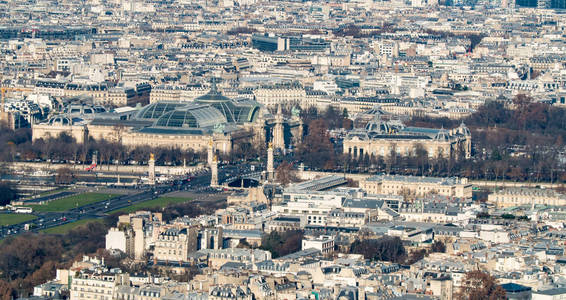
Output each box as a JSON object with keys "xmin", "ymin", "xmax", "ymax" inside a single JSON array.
[
  {"xmin": 154, "ymin": 104, "xmax": 227, "ymax": 128},
  {"xmin": 135, "ymin": 102, "xmax": 186, "ymax": 120}
]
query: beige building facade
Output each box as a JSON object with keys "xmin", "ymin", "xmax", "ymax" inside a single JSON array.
[
  {"xmin": 70, "ymin": 271, "xmax": 129, "ymax": 300},
  {"xmin": 253, "ymin": 84, "xmax": 306, "ymax": 108},
  {"xmin": 360, "ymin": 174, "xmax": 472, "ymax": 199},
  {"xmin": 154, "ymin": 226, "xmax": 198, "ymax": 262},
  {"xmin": 31, "ymin": 117, "xmax": 88, "ymax": 144},
  {"xmin": 343, "ymin": 118, "xmax": 471, "ymax": 159},
  {"xmin": 488, "ymin": 187, "xmax": 566, "ymax": 208},
  {"xmin": 149, "ymin": 85, "xmax": 208, "ymax": 103}
]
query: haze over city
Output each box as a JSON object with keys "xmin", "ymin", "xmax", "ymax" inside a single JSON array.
[{"xmin": 0, "ymin": 0, "xmax": 565, "ymax": 299}]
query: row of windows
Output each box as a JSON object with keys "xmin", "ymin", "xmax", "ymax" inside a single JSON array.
[
  {"xmin": 210, "ymin": 254, "xmax": 250, "ymax": 261},
  {"xmin": 268, "ymin": 225, "xmax": 299, "ymax": 232},
  {"xmin": 159, "ymin": 235, "xmax": 181, "ymax": 241},
  {"xmin": 282, "ymin": 209, "xmax": 327, "ymax": 214},
  {"xmin": 74, "ymin": 292, "xmax": 111, "ymax": 300},
  {"xmin": 156, "ymin": 242, "xmax": 184, "ymax": 248},
  {"xmin": 73, "ymin": 287, "xmax": 112, "ymax": 294},
  {"xmin": 348, "ymin": 146, "xmax": 449, "ymax": 157},
  {"xmin": 496, "ymin": 196, "xmax": 566, "ymax": 205},
  {"xmin": 74, "ymin": 281, "xmax": 110, "ymax": 288}
]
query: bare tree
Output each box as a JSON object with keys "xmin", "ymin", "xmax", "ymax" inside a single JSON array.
[{"xmin": 456, "ymin": 270, "xmax": 506, "ymax": 300}]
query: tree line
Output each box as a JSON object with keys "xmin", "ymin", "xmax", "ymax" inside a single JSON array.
[
  {"xmin": 407, "ymin": 96, "xmax": 566, "ymax": 182},
  {"xmin": 0, "ymin": 198, "xmax": 226, "ymax": 298},
  {"xmin": 0, "ymin": 124, "xmax": 207, "ymax": 166},
  {"xmin": 332, "ymin": 25, "xmax": 483, "ymax": 53},
  {"xmin": 0, "ymin": 181, "xmax": 18, "ymax": 206},
  {"xmin": 1, "ymin": 95, "xmax": 563, "ymax": 183},
  {"xmin": 0, "ymin": 218, "xmax": 114, "ymax": 299},
  {"xmin": 294, "ymin": 97, "xmax": 566, "ymax": 183},
  {"xmin": 260, "ymin": 230, "xmax": 304, "ymax": 258},
  {"xmin": 0, "ymin": 123, "xmax": 268, "ymax": 168},
  {"xmin": 349, "ymin": 236, "xmax": 446, "ymax": 265}
]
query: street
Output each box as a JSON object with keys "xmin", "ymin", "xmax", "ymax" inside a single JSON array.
[{"xmin": 0, "ymin": 163, "xmax": 260, "ymax": 239}]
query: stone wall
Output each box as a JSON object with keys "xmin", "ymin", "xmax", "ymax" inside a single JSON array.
[{"xmin": 9, "ymin": 162, "xmax": 206, "ymax": 175}]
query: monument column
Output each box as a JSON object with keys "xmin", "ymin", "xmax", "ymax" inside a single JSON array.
[
  {"xmin": 148, "ymin": 153, "xmax": 155, "ymax": 185},
  {"xmin": 210, "ymin": 155, "xmax": 218, "ymax": 187},
  {"xmin": 273, "ymin": 104, "xmax": 285, "ymax": 153},
  {"xmin": 267, "ymin": 142, "xmax": 274, "ymax": 181},
  {"xmin": 207, "ymin": 138, "xmax": 214, "ymax": 166}
]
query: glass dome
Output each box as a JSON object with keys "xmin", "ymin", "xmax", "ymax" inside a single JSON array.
[
  {"xmin": 206, "ymin": 100, "xmax": 260, "ymax": 123},
  {"xmin": 195, "ymin": 87, "xmax": 260, "ymax": 123},
  {"xmin": 366, "ymin": 120, "xmax": 390, "ymax": 134},
  {"xmin": 135, "ymin": 102, "xmax": 186, "ymax": 120},
  {"xmin": 435, "ymin": 129, "xmax": 450, "ymax": 141},
  {"xmin": 154, "ymin": 104, "xmax": 227, "ymax": 128},
  {"xmin": 48, "ymin": 115, "xmax": 72, "ymax": 126},
  {"xmin": 459, "ymin": 122, "xmax": 471, "ymax": 136}
]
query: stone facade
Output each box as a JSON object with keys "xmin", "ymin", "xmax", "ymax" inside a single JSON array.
[
  {"xmin": 360, "ymin": 174, "xmax": 472, "ymax": 199},
  {"xmin": 488, "ymin": 188, "xmax": 566, "ymax": 208},
  {"xmin": 343, "ymin": 118, "xmax": 471, "ymax": 159},
  {"xmin": 154, "ymin": 226, "xmax": 198, "ymax": 262}
]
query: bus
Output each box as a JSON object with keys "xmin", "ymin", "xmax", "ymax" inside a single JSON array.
[{"xmin": 14, "ymin": 207, "xmax": 33, "ymax": 214}]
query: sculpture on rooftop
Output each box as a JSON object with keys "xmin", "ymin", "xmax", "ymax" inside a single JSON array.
[
  {"xmin": 213, "ymin": 122, "xmax": 225, "ymax": 133},
  {"xmin": 291, "ymin": 106, "xmax": 301, "ymax": 118}
]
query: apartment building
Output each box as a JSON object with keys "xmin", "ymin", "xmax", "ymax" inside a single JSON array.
[
  {"xmin": 154, "ymin": 226, "xmax": 198, "ymax": 262},
  {"xmin": 209, "ymin": 285, "xmax": 252, "ymax": 300},
  {"xmin": 70, "ymin": 269, "xmax": 129, "ymax": 300},
  {"xmin": 106, "ymin": 211, "xmax": 162, "ymax": 260},
  {"xmin": 199, "ymin": 248, "xmax": 272, "ymax": 269},
  {"xmin": 302, "ymin": 235, "xmax": 335, "ymax": 254},
  {"xmin": 149, "ymin": 85, "xmax": 208, "ymax": 103},
  {"xmin": 253, "ymin": 84, "xmax": 306, "ymax": 108}
]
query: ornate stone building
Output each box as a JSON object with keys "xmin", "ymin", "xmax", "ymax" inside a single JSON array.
[
  {"xmin": 343, "ymin": 116, "xmax": 471, "ymax": 159},
  {"xmin": 32, "ymin": 85, "xmax": 304, "ymax": 154}
]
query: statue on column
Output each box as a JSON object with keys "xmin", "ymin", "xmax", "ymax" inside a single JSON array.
[
  {"xmin": 267, "ymin": 142, "xmax": 274, "ymax": 181},
  {"xmin": 210, "ymin": 155, "xmax": 218, "ymax": 187},
  {"xmin": 272, "ymin": 104, "xmax": 285, "ymax": 153},
  {"xmin": 148, "ymin": 153, "xmax": 155, "ymax": 185}
]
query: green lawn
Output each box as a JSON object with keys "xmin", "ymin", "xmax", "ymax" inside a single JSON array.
[
  {"xmin": 109, "ymin": 197, "xmax": 192, "ymax": 214},
  {"xmin": 25, "ymin": 193, "xmax": 117, "ymax": 212},
  {"xmin": 0, "ymin": 214, "xmax": 37, "ymax": 226},
  {"xmin": 41, "ymin": 218, "xmax": 103, "ymax": 235}
]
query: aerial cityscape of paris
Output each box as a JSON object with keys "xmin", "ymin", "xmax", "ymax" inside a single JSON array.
[{"xmin": 0, "ymin": 0, "xmax": 565, "ymax": 299}]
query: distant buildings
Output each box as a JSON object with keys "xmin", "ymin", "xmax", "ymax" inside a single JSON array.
[
  {"xmin": 252, "ymin": 34, "xmax": 330, "ymax": 53},
  {"xmin": 7, "ymin": 1, "xmax": 566, "ymax": 299}
]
